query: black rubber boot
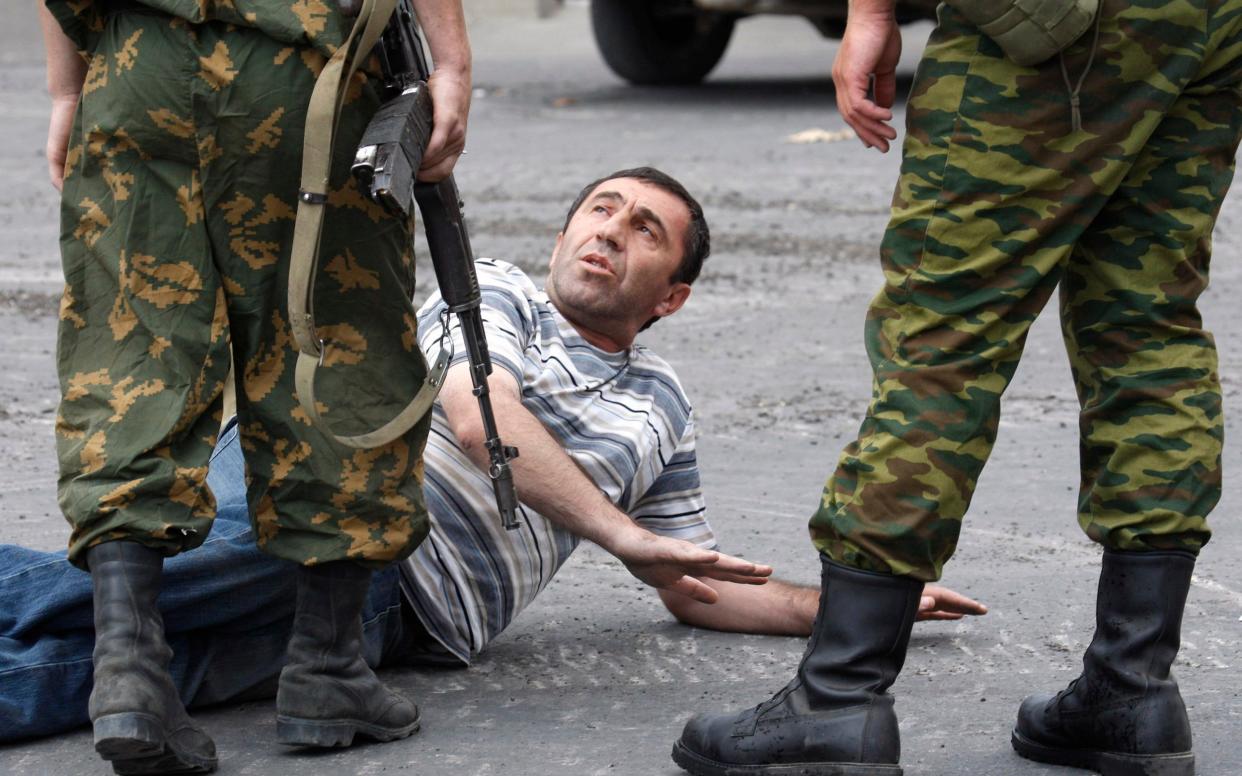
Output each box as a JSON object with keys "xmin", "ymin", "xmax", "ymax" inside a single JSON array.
[
  {"xmin": 276, "ymin": 561, "xmax": 420, "ymax": 748},
  {"xmin": 1012, "ymin": 549, "xmax": 1197, "ymax": 776},
  {"xmin": 672, "ymin": 556, "xmax": 923, "ymax": 775},
  {"xmin": 87, "ymin": 541, "xmax": 217, "ymax": 775}
]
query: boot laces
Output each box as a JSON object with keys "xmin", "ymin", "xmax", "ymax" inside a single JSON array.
[
  {"xmin": 752, "ymin": 678, "xmax": 799, "ymax": 717},
  {"xmin": 1053, "ymin": 677, "xmax": 1081, "ymax": 705}
]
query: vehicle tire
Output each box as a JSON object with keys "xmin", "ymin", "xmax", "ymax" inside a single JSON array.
[{"xmin": 590, "ymin": 0, "xmax": 736, "ymax": 85}]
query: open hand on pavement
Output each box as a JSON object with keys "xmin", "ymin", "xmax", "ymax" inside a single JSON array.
[
  {"xmin": 917, "ymin": 584, "xmax": 988, "ymax": 621},
  {"xmin": 612, "ymin": 529, "xmax": 772, "ymax": 604}
]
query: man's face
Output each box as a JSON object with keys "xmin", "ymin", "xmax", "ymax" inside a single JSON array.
[{"xmin": 547, "ymin": 178, "xmax": 692, "ymax": 343}]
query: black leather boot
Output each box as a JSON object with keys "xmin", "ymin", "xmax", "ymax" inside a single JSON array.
[
  {"xmin": 1012, "ymin": 549, "xmax": 1197, "ymax": 776},
  {"xmin": 276, "ymin": 561, "xmax": 420, "ymax": 747},
  {"xmin": 87, "ymin": 541, "xmax": 217, "ymax": 775},
  {"xmin": 672, "ymin": 556, "xmax": 922, "ymax": 776}
]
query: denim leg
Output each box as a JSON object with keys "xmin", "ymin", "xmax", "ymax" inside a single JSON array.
[
  {"xmin": 0, "ymin": 420, "xmax": 409, "ymax": 742},
  {"xmin": 0, "ymin": 601, "xmax": 95, "ymax": 742}
]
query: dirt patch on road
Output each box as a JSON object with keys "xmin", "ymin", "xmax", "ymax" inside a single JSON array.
[{"xmin": 0, "ymin": 289, "xmax": 58, "ymax": 319}]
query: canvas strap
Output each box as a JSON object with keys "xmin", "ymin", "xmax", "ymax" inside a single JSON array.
[{"xmin": 287, "ymin": 0, "xmax": 448, "ymax": 449}]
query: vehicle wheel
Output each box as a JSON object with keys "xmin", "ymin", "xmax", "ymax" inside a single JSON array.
[{"xmin": 590, "ymin": 0, "xmax": 736, "ymax": 85}]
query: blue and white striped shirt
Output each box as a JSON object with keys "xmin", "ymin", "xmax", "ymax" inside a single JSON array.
[{"xmin": 400, "ymin": 259, "xmax": 714, "ymax": 664}]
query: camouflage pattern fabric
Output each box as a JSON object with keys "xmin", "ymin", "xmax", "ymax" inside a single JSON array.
[
  {"xmin": 45, "ymin": 0, "xmax": 352, "ymax": 60},
  {"xmin": 811, "ymin": 0, "xmax": 1242, "ymax": 581},
  {"xmin": 56, "ymin": 8, "xmax": 432, "ymax": 570}
]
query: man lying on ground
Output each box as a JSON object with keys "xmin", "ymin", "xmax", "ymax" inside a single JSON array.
[{"xmin": 0, "ymin": 167, "xmax": 984, "ymax": 743}]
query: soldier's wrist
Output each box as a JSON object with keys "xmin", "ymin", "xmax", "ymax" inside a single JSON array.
[
  {"xmin": 847, "ymin": 0, "xmax": 897, "ymax": 20},
  {"xmin": 433, "ymin": 60, "xmax": 471, "ymax": 81}
]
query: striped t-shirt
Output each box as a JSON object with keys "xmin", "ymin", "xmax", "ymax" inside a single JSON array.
[{"xmin": 399, "ymin": 259, "xmax": 715, "ymax": 664}]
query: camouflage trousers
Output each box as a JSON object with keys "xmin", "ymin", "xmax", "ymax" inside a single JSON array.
[
  {"xmin": 56, "ymin": 8, "xmax": 432, "ymax": 570},
  {"xmin": 811, "ymin": 0, "xmax": 1242, "ymax": 581}
]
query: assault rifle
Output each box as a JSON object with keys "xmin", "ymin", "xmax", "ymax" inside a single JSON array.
[{"xmin": 350, "ymin": 0, "xmax": 522, "ymax": 531}]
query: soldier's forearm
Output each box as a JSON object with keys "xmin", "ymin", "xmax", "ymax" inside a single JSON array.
[
  {"xmin": 39, "ymin": 5, "xmax": 86, "ymax": 99},
  {"xmin": 848, "ymin": 0, "xmax": 897, "ymax": 18},
  {"xmin": 410, "ymin": 0, "xmax": 471, "ymax": 75}
]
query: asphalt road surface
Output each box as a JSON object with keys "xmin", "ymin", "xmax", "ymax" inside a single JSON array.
[{"xmin": 2, "ymin": 5, "xmax": 1240, "ymax": 775}]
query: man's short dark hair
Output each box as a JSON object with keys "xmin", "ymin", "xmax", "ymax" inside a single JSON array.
[{"xmin": 562, "ymin": 166, "xmax": 710, "ymax": 287}]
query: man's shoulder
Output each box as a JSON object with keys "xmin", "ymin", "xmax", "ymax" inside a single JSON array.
[
  {"xmin": 419, "ymin": 258, "xmax": 541, "ymax": 320},
  {"xmin": 475, "ymin": 258, "xmax": 537, "ymax": 293},
  {"xmin": 473, "ymin": 258, "xmax": 551, "ymax": 313}
]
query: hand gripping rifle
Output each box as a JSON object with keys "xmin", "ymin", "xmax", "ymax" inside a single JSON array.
[
  {"xmin": 355, "ymin": 0, "xmax": 522, "ymax": 530},
  {"xmin": 290, "ymin": 0, "xmax": 521, "ymax": 530}
]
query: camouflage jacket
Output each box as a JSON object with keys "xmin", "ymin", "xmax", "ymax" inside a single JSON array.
[{"xmin": 45, "ymin": 0, "xmax": 351, "ymax": 57}]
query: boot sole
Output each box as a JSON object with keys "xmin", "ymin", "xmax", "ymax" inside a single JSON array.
[
  {"xmin": 276, "ymin": 713, "xmax": 421, "ymax": 748},
  {"xmin": 671, "ymin": 741, "xmax": 902, "ymax": 776},
  {"xmin": 1011, "ymin": 729, "xmax": 1195, "ymax": 776},
  {"xmin": 94, "ymin": 713, "xmax": 217, "ymax": 774}
]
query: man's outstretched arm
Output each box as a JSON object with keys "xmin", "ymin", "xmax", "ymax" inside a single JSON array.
[
  {"xmin": 659, "ymin": 578, "xmax": 988, "ymax": 635},
  {"xmin": 438, "ymin": 364, "xmax": 772, "ymax": 603}
]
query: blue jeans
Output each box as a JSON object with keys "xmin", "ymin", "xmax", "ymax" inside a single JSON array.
[{"xmin": 0, "ymin": 421, "xmax": 411, "ymax": 743}]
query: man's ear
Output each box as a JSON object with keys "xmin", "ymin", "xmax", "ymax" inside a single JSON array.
[
  {"xmin": 653, "ymin": 283, "xmax": 691, "ymax": 319},
  {"xmin": 549, "ymin": 231, "xmax": 564, "ymax": 268}
]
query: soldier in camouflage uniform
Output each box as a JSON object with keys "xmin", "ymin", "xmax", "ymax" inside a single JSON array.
[
  {"xmin": 674, "ymin": 1, "xmax": 1240, "ymax": 775},
  {"xmin": 39, "ymin": 0, "xmax": 469, "ymax": 770}
]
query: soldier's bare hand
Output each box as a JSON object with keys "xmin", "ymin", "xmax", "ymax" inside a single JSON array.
[
  {"xmin": 46, "ymin": 94, "xmax": 79, "ymax": 191},
  {"xmin": 917, "ymin": 584, "xmax": 988, "ymax": 621},
  {"xmin": 419, "ymin": 66, "xmax": 470, "ymax": 181},
  {"xmin": 832, "ymin": 9, "xmax": 901, "ymax": 152},
  {"xmin": 611, "ymin": 529, "xmax": 772, "ymax": 604}
]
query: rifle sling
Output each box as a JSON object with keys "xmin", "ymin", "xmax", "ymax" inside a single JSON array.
[
  {"xmin": 295, "ymin": 338, "xmax": 451, "ymax": 449},
  {"xmin": 288, "ymin": 0, "xmax": 446, "ymax": 449}
]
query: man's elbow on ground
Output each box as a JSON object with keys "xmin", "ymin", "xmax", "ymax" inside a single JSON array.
[{"xmin": 659, "ymin": 588, "xmax": 702, "ymax": 627}]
